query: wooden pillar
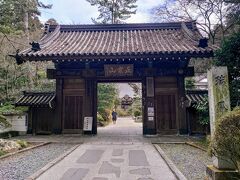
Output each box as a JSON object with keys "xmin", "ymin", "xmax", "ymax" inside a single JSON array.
[
  {"xmin": 54, "ymin": 78, "xmax": 63, "ymax": 134},
  {"xmin": 92, "ymin": 80, "xmax": 97, "ymax": 134},
  {"xmin": 177, "ymin": 75, "xmax": 187, "ymax": 134},
  {"xmin": 27, "ymin": 107, "xmax": 33, "ymax": 134},
  {"xmin": 84, "ymin": 77, "xmax": 97, "ymax": 134},
  {"xmin": 143, "ymin": 77, "xmax": 156, "ymax": 135},
  {"xmin": 32, "ymin": 108, "xmax": 36, "ymax": 135}
]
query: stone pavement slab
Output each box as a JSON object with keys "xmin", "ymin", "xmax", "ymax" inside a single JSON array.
[
  {"xmin": 37, "ymin": 143, "xmax": 177, "ymax": 180},
  {"xmin": 97, "ymin": 117, "xmax": 142, "ymax": 136},
  {"xmin": 10, "ymin": 117, "xmax": 195, "ymax": 179}
]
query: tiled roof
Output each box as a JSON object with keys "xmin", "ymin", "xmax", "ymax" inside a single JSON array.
[
  {"xmin": 121, "ymin": 95, "xmax": 133, "ymax": 104},
  {"xmin": 186, "ymin": 90, "xmax": 208, "ymax": 107},
  {"xmin": 18, "ymin": 21, "xmax": 217, "ymax": 62},
  {"xmin": 15, "ymin": 92, "xmax": 55, "ymax": 108}
]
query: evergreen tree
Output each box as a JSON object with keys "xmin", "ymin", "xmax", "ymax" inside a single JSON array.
[
  {"xmin": 0, "ymin": 0, "xmax": 52, "ymax": 34},
  {"xmin": 224, "ymin": 0, "xmax": 240, "ymax": 25},
  {"xmin": 0, "ymin": 0, "xmax": 53, "ymax": 102},
  {"xmin": 87, "ymin": 0, "xmax": 137, "ymax": 24},
  {"xmin": 97, "ymin": 83, "xmax": 118, "ymax": 123},
  {"xmin": 215, "ymin": 32, "xmax": 240, "ymax": 108}
]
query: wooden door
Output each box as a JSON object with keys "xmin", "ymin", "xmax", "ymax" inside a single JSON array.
[
  {"xmin": 63, "ymin": 95, "xmax": 84, "ymax": 133},
  {"xmin": 34, "ymin": 108, "xmax": 53, "ymax": 134},
  {"xmin": 63, "ymin": 79, "xmax": 85, "ymax": 133},
  {"xmin": 156, "ymin": 94, "xmax": 177, "ymax": 134}
]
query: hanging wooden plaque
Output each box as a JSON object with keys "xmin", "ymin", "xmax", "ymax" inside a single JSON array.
[{"xmin": 104, "ymin": 64, "xmax": 133, "ymax": 77}]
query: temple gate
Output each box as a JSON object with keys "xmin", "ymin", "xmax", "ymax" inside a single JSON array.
[{"xmin": 15, "ymin": 21, "xmax": 216, "ymax": 135}]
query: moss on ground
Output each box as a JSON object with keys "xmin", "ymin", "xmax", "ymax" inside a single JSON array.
[
  {"xmin": 16, "ymin": 140, "xmax": 28, "ymax": 149},
  {"xmin": 193, "ymin": 137, "xmax": 210, "ymax": 150},
  {"xmin": 0, "ymin": 150, "xmax": 6, "ymax": 157}
]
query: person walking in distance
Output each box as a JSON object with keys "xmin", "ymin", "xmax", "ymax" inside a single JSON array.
[{"xmin": 112, "ymin": 110, "xmax": 117, "ymax": 124}]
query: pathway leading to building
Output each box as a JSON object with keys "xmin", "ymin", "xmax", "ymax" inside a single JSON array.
[
  {"xmin": 97, "ymin": 117, "xmax": 142, "ymax": 136},
  {"xmin": 32, "ymin": 117, "xmax": 177, "ymax": 180},
  {"xmin": 37, "ymin": 144, "xmax": 176, "ymax": 180}
]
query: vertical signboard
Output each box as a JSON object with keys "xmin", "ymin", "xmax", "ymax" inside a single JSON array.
[
  {"xmin": 146, "ymin": 77, "xmax": 154, "ymax": 97},
  {"xmin": 146, "ymin": 77, "xmax": 155, "ymax": 123}
]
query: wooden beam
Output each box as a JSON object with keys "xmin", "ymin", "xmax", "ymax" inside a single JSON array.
[{"xmin": 54, "ymin": 78, "xmax": 63, "ymax": 134}]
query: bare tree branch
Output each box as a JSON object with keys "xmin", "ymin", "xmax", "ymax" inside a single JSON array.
[{"xmin": 153, "ymin": 0, "xmax": 237, "ymax": 44}]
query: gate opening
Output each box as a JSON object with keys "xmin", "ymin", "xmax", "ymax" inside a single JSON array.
[{"xmin": 96, "ymin": 82, "xmax": 143, "ymax": 136}]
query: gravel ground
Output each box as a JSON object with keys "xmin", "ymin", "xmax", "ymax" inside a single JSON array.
[
  {"xmin": 0, "ymin": 143, "xmax": 74, "ymax": 180},
  {"xmin": 159, "ymin": 144, "xmax": 212, "ymax": 180}
]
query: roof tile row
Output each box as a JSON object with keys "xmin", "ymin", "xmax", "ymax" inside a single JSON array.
[
  {"xmin": 19, "ymin": 21, "xmax": 217, "ymax": 61},
  {"xmin": 15, "ymin": 92, "xmax": 55, "ymax": 108}
]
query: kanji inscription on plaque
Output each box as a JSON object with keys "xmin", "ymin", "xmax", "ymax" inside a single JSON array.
[{"xmin": 104, "ymin": 64, "xmax": 133, "ymax": 77}]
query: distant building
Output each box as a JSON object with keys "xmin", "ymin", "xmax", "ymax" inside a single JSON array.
[
  {"xmin": 121, "ymin": 95, "xmax": 133, "ymax": 110},
  {"xmin": 186, "ymin": 90, "xmax": 210, "ymax": 134},
  {"xmin": 194, "ymin": 74, "xmax": 208, "ymax": 90}
]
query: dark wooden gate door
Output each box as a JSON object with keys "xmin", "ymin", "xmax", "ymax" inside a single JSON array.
[
  {"xmin": 156, "ymin": 94, "xmax": 177, "ymax": 134},
  {"xmin": 35, "ymin": 108, "xmax": 53, "ymax": 134},
  {"xmin": 62, "ymin": 79, "xmax": 85, "ymax": 134},
  {"xmin": 63, "ymin": 95, "xmax": 83, "ymax": 133}
]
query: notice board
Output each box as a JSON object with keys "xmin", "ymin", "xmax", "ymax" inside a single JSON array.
[{"xmin": 83, "ymin": 117, "xmax": 93, "ymax": 131}]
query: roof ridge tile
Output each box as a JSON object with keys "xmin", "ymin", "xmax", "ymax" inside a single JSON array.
[{"xmin": 48, "ymin": 21, "xmax": 195, "ymax": 32}]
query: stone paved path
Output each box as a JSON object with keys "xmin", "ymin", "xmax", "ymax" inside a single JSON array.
[
  {"xmin": 14, "ymin": 117, "xmax": 192, "ymax": 144},
  {"xmin": 35, "ymin": 118, "xmax": 177, "ymax": 180},
  {"xmin": 37, "ymin": 143, "xmax": 176, "ymax": 180},
  {"xmin": 97, "ymin": 117, "xmax": 142, "ymax": 136}
]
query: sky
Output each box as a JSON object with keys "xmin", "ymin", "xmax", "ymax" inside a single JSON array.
[
  {"xmin": 39, "ymin": 0, "xmax": 164, "ymax": 24},
  {"xmin": 117, "ymin": 83, "xmax": 134, "ymax": 98}
]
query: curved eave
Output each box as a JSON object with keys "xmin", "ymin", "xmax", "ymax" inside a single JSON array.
[{"xmin": 18, "ymin": 50, "xmax": 214, "ymax": 62}]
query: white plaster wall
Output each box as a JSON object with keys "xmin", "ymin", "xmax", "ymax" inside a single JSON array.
[
  {"xmin": 0, "ymin": 127, "xmax": 11, "ymax": 133},
  {"xmin": 0, "ymin": 114, "xmax": 27, "ymax": 134}
]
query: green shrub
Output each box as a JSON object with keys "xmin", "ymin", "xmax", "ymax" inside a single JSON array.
[
  {"xmin": 97, "ymin": 113, "xmax": 104, "ymax": 122},
  {"xmin": 0, "ymin": 114, "xmax": 11, "ymax": 128},
  {"xmin": 194, "ymin": 97, "xmax": 209, "ymax": 126},
  {"xmin": 209, "ymin": 107, "xmax": 240, "ymax": 172},
  {"xmin": 117, "ymin": 108, "xmax": 129, "ymax": 117},
  {"xmin": 99, "ymin": 109, "xmax": 111, "ymax": 122},
  {"xmin": 185, "ymin": 77, "xmax": 195, "ymax": 89},
  {"xmin": 127, "ymin": 107, "xmax": 133, "ymax": 115},
  {"xmin": 97, "ymin": 109, "xmax": 112, "ymax": 126},
  {"xmin": 97, "ymin": 83, "xmax": 118, "ymax": 121},
  {"xmin": 214, "ymin": 32, "xmax": 240, "ymax": 108},
  {"xmin": 16, "ymin": 140, "xmax": 28, "ymax": 149},
  {"xmin": 97, "ymin": 113, "xmax": 109, "ymax": 126},
  {"xmin": 0, "ymin": 103, "xmax": 28, "ymax": 129},
  {"xmin": 134, "ymin": 110, "xmax": 141, "ymax": 117},
  {"xmin": 0, "ymin": 103, "xmax": 28, "ymax": 115}
]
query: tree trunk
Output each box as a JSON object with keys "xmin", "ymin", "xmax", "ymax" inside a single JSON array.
[
  {"xmin": 24, "ymin": 11, "xmax": 29, "ymax": 42},
  {"xmin": 24, "ymin": 11, "xmax": 34, "ymax": 89}
]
